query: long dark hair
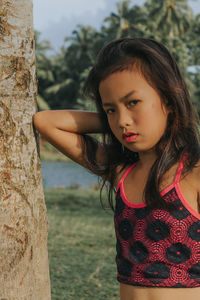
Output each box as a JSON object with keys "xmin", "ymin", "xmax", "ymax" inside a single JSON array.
[{"xmin": 82, "ymin": 37, "xmax": 200, "ymax": 211}]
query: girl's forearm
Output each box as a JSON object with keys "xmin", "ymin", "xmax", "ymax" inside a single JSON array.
[{"xmin": 33, "ymin": 110, "xmax": 105, "ymax": 134}]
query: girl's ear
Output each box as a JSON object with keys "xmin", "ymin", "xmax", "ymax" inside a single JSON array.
[
  {"xmin": 161, "ymin": 97, "xmax": 172, "ymax": 116},
  {"xmin": 161, "ymin": 101, "xmax": 171, "ymax": 116},
  {"xmin": 167, "ymin": 106, "xmax": 173, "ymax": 115}
]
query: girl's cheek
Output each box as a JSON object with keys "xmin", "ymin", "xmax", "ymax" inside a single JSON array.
[
  {"xmin": 109, "ymin": 120, "xmax": 120, "ymax": 136},
  {"xmin": 136, "ymin": 107, "xmax": 151, "ymax": 123},
  {"xmin": 107, "ymin": 119, "xmax": 115, "ymax": 131},
  {"xmin": 133, "ymin": 115, "xmax": 140, "ymax": 125}
]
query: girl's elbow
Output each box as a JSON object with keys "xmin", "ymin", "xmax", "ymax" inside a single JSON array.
[
  {"xmin": 33, "ymin": 111, "xmax": 55, "ymax": 136},
  {"xmin": 32, "ymin": 111, "xmax": 47, "ymax": 131}
]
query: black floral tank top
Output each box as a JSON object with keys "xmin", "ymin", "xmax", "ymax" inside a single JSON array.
[{"xmin": 114, "ymin": 152, "xmax": 200, "ymax": 287}]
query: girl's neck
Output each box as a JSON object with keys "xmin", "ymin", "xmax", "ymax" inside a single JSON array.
[{"xmin": 138, "ymin": 149, "xmax": 157, "ymax": 169}]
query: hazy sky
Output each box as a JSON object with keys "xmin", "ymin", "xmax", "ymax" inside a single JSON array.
[{"xmin": 33, "ymin": 0, "xmax": 200, "ymax": 54}]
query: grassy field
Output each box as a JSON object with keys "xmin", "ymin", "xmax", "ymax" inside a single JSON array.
[{"xmin": 45, "ymin": 187, "xmax": 120, "ymax": 300}]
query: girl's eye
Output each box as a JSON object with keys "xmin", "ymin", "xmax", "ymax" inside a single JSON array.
[
  {"xmin": 105, "ymin": 100, "xmax": 139, "ymax": 115},
  {"xmin": 105, "ymin": 108, "xmax": 114, "ymax": 115},
  {"xmin": 128, "ymin": 100, "xmax": 139, "ymax": 106}
]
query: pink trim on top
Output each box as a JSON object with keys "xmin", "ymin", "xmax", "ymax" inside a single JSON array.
[
  {"xmin": 174, "ymin": 152, "xmax": 200, "ymax": 220},
  {"xmin": 159, "ymin": 153, "xmax": 188, "ymax": 197},
  {"xmin": 174, "ymin": 152, "xmax": 189, "ymax": 184},
  {"xmin": 121, "ymin": 182, "xmax": 147, "ymax": 208},
  {"xmin": 160, "ymin": 152, "xmax": 200, "ymax": 220},
  {"xmin": 160, "ymin": 182, "xmax": 175, "ymax": 197},
  {"xmin": 115, "ymin": 162, "xmax": 147, "ymax": 208},
  {"xmin": 116, "ymin": 163, "xmax": 136, "ymax": 194},
  {"xmin": 115, "ymin": 152, "xmax": 200, "ymax": 217},
  {"xmin": 175, "ymin": 181, "xmax": 200, "ymax": 220}
]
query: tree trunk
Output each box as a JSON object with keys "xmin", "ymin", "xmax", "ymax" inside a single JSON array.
[{"xmin": 0, "ymin": 0, "xmax": 51, "ymax": 299}]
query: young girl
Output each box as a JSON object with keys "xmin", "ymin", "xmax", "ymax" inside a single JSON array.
[{"xmin": 33, "ymin": 38, "xmax": 200, "ymax": 300}]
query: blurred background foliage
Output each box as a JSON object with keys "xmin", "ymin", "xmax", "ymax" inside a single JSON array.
[{"xmin": 35, "ymin": 0, "xmax": 200, "ymax": 114}]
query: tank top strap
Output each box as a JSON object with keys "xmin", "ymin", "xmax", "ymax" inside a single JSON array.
[
  {"xmin": 116, "ymin": 163, "xmax": 137, "ymax": 193},
  {"xmin": 174, "ymin": 152, "xmax": 189, "ymax": 184}
]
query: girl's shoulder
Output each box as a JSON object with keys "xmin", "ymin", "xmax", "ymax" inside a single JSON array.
[
  {"xmin": 113, "ymin": 163, "xmax": 133, "ymax": 189},
  {"xmin": 177, "ymin": 157, "xmax": 200, "ymax": 202}
]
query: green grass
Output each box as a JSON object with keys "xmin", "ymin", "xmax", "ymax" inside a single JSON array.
[{"xmin": 45, "ymin": 188, "xmax": 120, "ymax": 300}]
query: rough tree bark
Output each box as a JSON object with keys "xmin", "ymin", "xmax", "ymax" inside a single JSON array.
[{"xmin": 0, "ymin": 0, "xmax": 51, "ymax": 299}]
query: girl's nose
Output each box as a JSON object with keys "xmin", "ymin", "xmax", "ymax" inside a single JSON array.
[{"xmin": 118, "ymin": 110, "xmax": 133, "ymax": 128}]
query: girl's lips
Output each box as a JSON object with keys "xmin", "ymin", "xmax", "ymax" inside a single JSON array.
[
  {"xmin": 123, "ymin": 132, "xmax": 137, "ymax": 138},
  {"xmin": 124, "ymin": 134, "xmax": 139, "ymax": 143}
]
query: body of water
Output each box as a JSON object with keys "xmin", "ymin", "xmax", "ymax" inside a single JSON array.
[{"xmin": 41, "ymin": 161, "xmax": 99, "ymax": 189}]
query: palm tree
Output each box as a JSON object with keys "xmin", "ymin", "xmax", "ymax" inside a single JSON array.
[
  {"xmin": 37, "ymin": 94, "xmax": 51, "ymax": 111},
  {"xmin": 188, "ymin": 14, "xmax": 200, "ymax": 66},
  {"xmin": 35, "ymin": 30, "xmax": 55, "ymax": 109},
  {"xmin": 146, "ymin": 0, "xmax": 193, "ymax": 49},
  {"xmin": 145, "ymin": 0, "xmax": 195, "ymax": 85},
  {"xmin": 187, "ymin": 13, "xmax": 200, "ymax": 115},
  {"xmin": 43, "ymin": 25, "xmax": 100, "ymax": 110},
  {"xmin": 102, "ymin": 0, "xmax": 148, "ymax": 40},
  {"xmin": 103, "ymin": 0, "xmax": 131, "ymax": 39},
  {"xmin": 0, "ymin": 0, "xmax": 51, "ymax": 298},
  {"xmin": 64, "ymin": 24, "xmax": 97, "ymax": 63}
]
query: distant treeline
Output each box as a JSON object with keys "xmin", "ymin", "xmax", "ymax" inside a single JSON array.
[{"xmin": 35, "ymin": 0, "xmax": 200, "ymax": 114}]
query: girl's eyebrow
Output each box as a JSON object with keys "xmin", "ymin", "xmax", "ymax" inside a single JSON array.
[{"xmin": 102, "ymin": 90, "xmax": 137, "ymax": 107}]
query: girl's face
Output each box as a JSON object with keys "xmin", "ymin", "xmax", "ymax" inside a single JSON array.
[{"xmin": 99, "ymin": 69, "xmax": 170, "ymax": 154}]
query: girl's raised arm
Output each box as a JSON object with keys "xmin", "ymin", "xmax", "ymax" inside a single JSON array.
[{"xmin": 33, "ymin": 110, "xmax": 108, "ymax": 173}]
